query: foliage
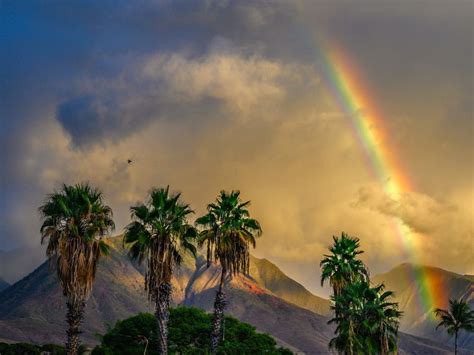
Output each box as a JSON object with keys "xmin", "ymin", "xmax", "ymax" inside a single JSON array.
[
  {"xmin": 320, "ymin": 232, "xmax": 369, "ymax": 297},
  {"xmin": 196, "ymin": 190, "xmax": 262, "ymax": 353},
  {"xmin": 434, "ymin": 298, "xmax": 474, "ymax": 354},
  {"xmin": 329, "ymin": 281, "xmax": 402, "ymax": 354},
  {"xmin": 123, "ymin": 186, "xmax": 197, "ymax": 301},
  {"xmin": 91, "ymin": 307, "xmax": 292, "ymax": 354},
  {"xmin": 322, "ymin": 233, "xmax": 401, "ymax": 354},
  {"xmin": 39, "ymin": 183, "xmax": 114, "ymax": 354},
  {"xmin": 39, "ymin": 183, "xmax": 115, "ymax": 302},
  {"xmin": 123, "ymin": 186, "xmax": 197, "ymax": 354},
  {"xmin": 0, "ymin": 343, "xmax": 92, "ymax": 354},
  {"xmin": 435, "ymin": 298, "xmax": 474, "ymax": 335},
  {"xmin": 196, "ymin": 190, "xmax": 262, "ymax": 278}
]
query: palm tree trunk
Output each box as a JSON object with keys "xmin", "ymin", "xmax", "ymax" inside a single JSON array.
[
  {"xmin": 380, "ymin": 325, "xmax": 389, "ymax": 355},
  {"xmin": 65, "ymin": 299, "xmax": 85, "ymax": 355},
  {"xmin": 210, "ymin": 271, "xmax": 227, "ymax": 355},
  {"xmin": 155, "ymin": 282, "xmax": 171, "ymax": 355},
  {"xmin": 347, "ymin": 321, "xmax": 354, "ymax": 355},
  {"xmin": 454, "ymin": 330, "xmax": 458, "ymax": 355}
]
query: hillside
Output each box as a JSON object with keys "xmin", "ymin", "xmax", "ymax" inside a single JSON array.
[
  {"xmin": 0, "ymin": 239, "xmax": 152, "ymax": 344},
  {"xmin": 0, "ymin": 238, "xmax": 336, "ymax": 352},
  {"xmin": 0, "ymin": 237, "xmax": 469, "ymax": 354},
  {"xmin": 0, "ymin": 278, "xmax": 9, "ymax": 292},
  {"xmin": 183, "ymin": 259, "xmax": 471, "ymax": 354},
  {"xmin": 183, "ymin": 260, "xmax": 334, "ymax": 353},
  {"xmin": 249, "ymin": 256, "xmax": 331, "ymax": 316},
  {"xmin": 373, "ymin": 263, "xmax": 474, "ymax": 349}
]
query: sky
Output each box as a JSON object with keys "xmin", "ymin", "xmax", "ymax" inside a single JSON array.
[{"xmin": 1, "ymin": 0, "xmax": 472, "ymax": 295}]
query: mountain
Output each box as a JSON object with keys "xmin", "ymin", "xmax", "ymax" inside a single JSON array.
[
  {"xmin": 0, "ymin": 237, "xmax": 470, "ymax": 353},
  {"xmin": 0, "ymin": 238, "xmax": 152, "ymax": 344},
  {"xmin": 397, "ymin": 332, "xmax": 471, "ymax": 355},
  {"xmin": 0, "ymin": 237, "xmax": 332, "ymax": 352},
  {"xmin": 182, "ymin": 260, "xmax": 468, "ymax": 354},
  {"xmin": 373, "ymin": 263, "xmax": 474, "ymax": 349},
  {"xmin": 248, "ymin": 256, "xmax": 331, "ymax": 316},
  {"xmin": 0, "ymin": 278, "xmax": 9, "ymax": 292},
  {"xmin": 183, "ymin": 259, "xmax": 334, "ymax": 353}
]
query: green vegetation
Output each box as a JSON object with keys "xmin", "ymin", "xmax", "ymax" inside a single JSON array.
[
  {"xmin": 37, "ymin": 183, "xmax": 440, "ymax": 354},
  {"xmin": 434, "ymin": 298, "xmax": 474, "ymax": 355},
  {"xmin": 0, "ymin": 343, "xmax": 90, "ymax": 354},
  {"xmin": 196, "ymin": 191, "xmax": 262, "ymax": 354},
  {"xmin": 92, "ymin": 307, "xmax": 291, "ymax": 354},
  {"xmin": 123, "ymin": 187, "xmax": 197, "ymax": 354},
  {"xmin": 39, "ymin": 184, "xmax": 115, "ymax": 355},
  {"xmin": 321, "ymin": 233, "xmax": 402, "ymax": 354},
  {"xmin": 320, "ymin": 233, "xmax": 369, "ymax": 298}
]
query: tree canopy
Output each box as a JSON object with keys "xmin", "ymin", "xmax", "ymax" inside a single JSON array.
[{"xmin": 92, "ymin": 307, "xmax": 292, "ymax": 354}]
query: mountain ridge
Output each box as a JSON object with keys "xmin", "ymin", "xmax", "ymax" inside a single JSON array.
[
  {"xmin": 0, "ymin": 278, "xmax": 9, "ymax": 292},
  {"xmin": 1, "ymin": 237, "xmax": 472, "ymax": 353}
]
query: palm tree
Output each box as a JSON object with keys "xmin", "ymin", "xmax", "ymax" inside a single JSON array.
[
  {"xmin": 39, "ymin": 183, "xmax": 114, "ymax": 355},
  {"xmin": 123, "ymin": 186, "xmax": 196, "ymax": 355},
  {"xmin": 360, "ymin": 283, "xmax": 402, "ymax": 354},
  {"xmin": 320, "ymin": 232, "xmax": 369, "ymax": 298},
  {"xmin": 329, "ymin": 281, "xmax": 402, "ymax": 355},
  {"xmin": 434, "ymin": 298, "xmax": 474, "ymax": 354},
  {"xmin": 196, "ymin": 190, "xmax": 262, "ymax": 354}
]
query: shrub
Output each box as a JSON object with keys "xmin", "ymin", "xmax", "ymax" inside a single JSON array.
[{"xmin": 92, "ymin": 307, "xmax": 292, "ymax": 354}]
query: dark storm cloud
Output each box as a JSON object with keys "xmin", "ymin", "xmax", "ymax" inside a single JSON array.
[{"xmin": 0, "ymin": 0, "xmax": 304, "ymax": 148}]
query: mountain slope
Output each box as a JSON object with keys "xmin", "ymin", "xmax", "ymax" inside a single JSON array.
[
  {"xmin": 0, "ymin": 239, "xmax": 152, "ymax": 344},
  {"xmin": 249, "ymin": 256, "xmax": 331, "ymax": 316},
  {"xmin": 373, "ymin": 263, "xmax": 474, "ymax": 349},
  {"xmin": 183, "ymin": 259, "xmax": 470, "ymax": 354},
  {"xmin": 184, "ymin": 260, "xmax": 334, "ymax": 353},
  {"xmin": 0, "ymin": 278, "xmax": 9, "ymax": 292},
  {"xmin": 398, "ymin": 332, "xmax": 471, "ymax": 355},
  {"xmin": 1, "ymin": 238, "xmax": 470, "ymax": 354}
]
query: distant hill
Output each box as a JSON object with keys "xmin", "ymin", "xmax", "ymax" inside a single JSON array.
[
  {"xmin": 0, "ymin": 278, "xmax": 9, "ymax": 292},
  {"xmin": 373, "ymin": 263, "xmax": 474, "ymax": 350},
  {"xmin": 0, "ymin": 236, "xmax": 467, "ymax": 354}
]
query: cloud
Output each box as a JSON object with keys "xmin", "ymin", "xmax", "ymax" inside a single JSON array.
[
  {"xmin": 353, "ymin": 185, "xmax": 474, "ymax": 272},
  {"xmin": 354, "ymin": 186, "xmax": 457, "ymax": 235},
  {"xmin": 55, "ymin": 41, "xmax": 316, "ymax": 148},
  {"xmin": 1, "ymin": 0, "xmax": 473, "ymax": 291}
]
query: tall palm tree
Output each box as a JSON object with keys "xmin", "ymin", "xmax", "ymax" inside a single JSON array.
[
  {"xmin": 320, "ymin": 232, "xmax": 369, "ymax": 298},
  {"xmin": 329, "ymin": 281, "xmax": 402, "ymax": 355},
  {"xmin": 434, "ymin": 298, "xmax": 474, "ymax": 355},
  {"xmin": 123, "ymin": 186, "xmax": 196, "ymax": 355},
  {"xmin": 39, "ymin": 183, "xmax": 114, "ymax": 355},
  {"xmin": 196, "ymin": 190, "xmax": 262, "ymax": 354},
  {"xmin": 359, "ymin": 283, "xmax": 401, "ymax": 355}
]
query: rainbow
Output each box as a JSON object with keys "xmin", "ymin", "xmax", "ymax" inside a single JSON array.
[{"xmin": 314, "ymin": 40, "xmax": 446, "ymax": 319}]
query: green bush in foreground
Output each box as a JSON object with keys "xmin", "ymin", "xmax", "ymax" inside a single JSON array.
[{"xmin": 92, "ymin": 307, "xmax": 292, "ymax": 354}]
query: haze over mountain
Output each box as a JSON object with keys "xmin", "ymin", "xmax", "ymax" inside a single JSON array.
[{"xmin": 1, "ymin": 237, "xmax": 471, "ymax": 354}]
